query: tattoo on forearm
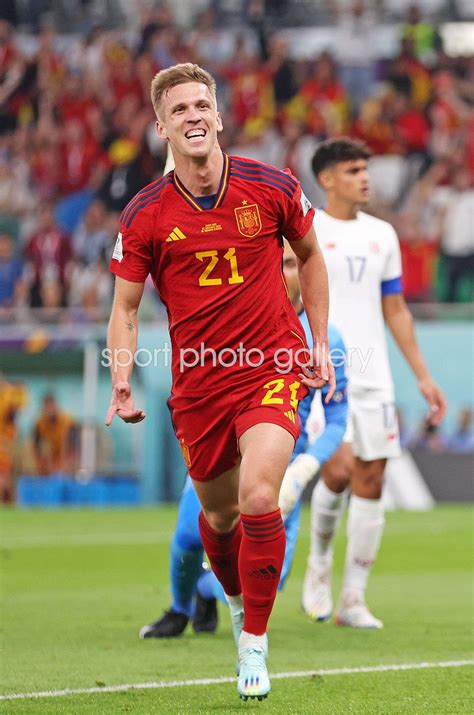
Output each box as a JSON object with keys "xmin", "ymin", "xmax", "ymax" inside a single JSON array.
[{"xmin": 125, "ymin": 320, "xmax": 134, "ymax": 332}]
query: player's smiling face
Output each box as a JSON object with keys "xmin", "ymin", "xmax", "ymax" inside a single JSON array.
[
  {"xmin": 156, "ymin": 82, "xmax": 223, "ymax": 160},
  {"xmin": 326, "ymin": 159, "xmax": 370, "ymax": 206}
]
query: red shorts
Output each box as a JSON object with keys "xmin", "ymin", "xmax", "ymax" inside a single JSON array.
[{"xmin": 168, "ymin": 372, "xmax": 308, "ymax": 481}]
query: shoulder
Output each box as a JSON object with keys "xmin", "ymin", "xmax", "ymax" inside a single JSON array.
[
  {"xmin": 119, "ymin": 173, "xmax": 173, "ymax": 231},
  {"xmin": 313, "ymin": 207, "xmax": 329, "ymax": 225},
  {"xmin": 358, "ymin": 211, "xmax": 398, "ymax": 241},
  {"xmin": 357, "ymin": 211, "xmax": 390, "ymax": 228},
  {"xmin": 229, "ymin": 155, "xmax": 299, "ymax": 200}
]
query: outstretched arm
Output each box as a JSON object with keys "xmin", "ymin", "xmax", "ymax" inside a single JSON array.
[
  {"xmin": 382, "ymin": 293, "xmax": 447, "ymax": 424},
  {"xmin": 105, "ymin": 276, "xmax": 146, "ymax": 425}
]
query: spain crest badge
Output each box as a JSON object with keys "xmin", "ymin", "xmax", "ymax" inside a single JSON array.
[{"xmin": 234, "ymin": 203, "xmax": 262, "ymax": 238}]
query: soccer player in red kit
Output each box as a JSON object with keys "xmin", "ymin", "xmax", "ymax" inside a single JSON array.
[{"xmin": 105, "ymin": 63, "xmax": 334, "ymax": 701}]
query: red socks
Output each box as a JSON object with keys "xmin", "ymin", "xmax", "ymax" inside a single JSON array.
[
  {"xmin": 239, "ymin": 509, "xmax": 286, "ymax": 635},
  {"xmin": 198, "ymin": 511, "xmax": 242, "ymax": 596},
  {"xmin": 199, "ymin": 508, "xmax": 286, "ymax": 635}
]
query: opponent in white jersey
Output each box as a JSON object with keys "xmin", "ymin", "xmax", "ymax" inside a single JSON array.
[{"xmin": 280, "ymin": 138, "xmax": 447, "ymax": 628}]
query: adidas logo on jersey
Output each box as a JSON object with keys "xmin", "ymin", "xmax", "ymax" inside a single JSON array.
[
  {"xmin": 284, "ymin": 409, "xmax": 296, "ymax": 423},
  {"xmin": 166, "ymin": 227, "xmax": 186, "ymax": 242}
]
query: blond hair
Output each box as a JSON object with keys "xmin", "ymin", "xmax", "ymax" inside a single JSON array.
[{"xmin": 151, "ymin": 63, "xmax": 217, "ymax": 119}]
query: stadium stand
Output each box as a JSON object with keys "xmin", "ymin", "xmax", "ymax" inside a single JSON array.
[{"xmin": 0, "ymin": 0, "xmax": 472, "ymax": 319}]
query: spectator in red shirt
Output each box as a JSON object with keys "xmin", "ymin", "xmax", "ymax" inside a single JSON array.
[
  {"xmin": 24, "ymin": 202, "xmax": 72, "ymax": 307},
  {"xmin": 299, "ymin": 52, "xmax": 349, "ymax": 134},
  {"xmin": 228, "ymin": 48, "xmax": 275, "ymax": 130},
  {"xmin": 350, "ymin": 98, "xmax": 399, "ymax": 155},
  {"xmin": 391, "ymin": 91, "xmax": 430, "ymax": 156},
  {"xmin": 58, "ymin": 118, "xmax": 107, "ymax": 196},
  {"xmin": 35, "ymin": 23, "xmax": 65, "ymax": 98},
  {"xmin": 106, "ymin": 44, "xmax": 144, "ymax": 107},
  {"xmin": 397, "ymin": 213, "xmax": 438, "ymax": 302},
  {"xmin": 56, "ymin": 71, "xmax": 97, "ymax": 127},
  {"xmin": 430, "ymin": 71, "xmax": 471, "ymax": 151},
  {"xmin": 30, "ymin": 130, "xmax": 61, "ymax": 201}
]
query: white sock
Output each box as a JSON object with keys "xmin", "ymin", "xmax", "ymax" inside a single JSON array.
[
  {"xmin": 225, "ymin": 593, "xmax": 243, "ymax": 613},
  {"xmin": 308, "ymin": 478, "xmax": 346, "ymax": 573},
  {"xmin": 239, "ymin": 630, "xmax": 267, "ymax": 649},
  {"xmin": 341, "ymin": 494, "xmax": 385, "ymax": 605}
]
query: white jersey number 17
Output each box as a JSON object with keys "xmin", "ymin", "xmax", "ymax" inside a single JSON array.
[{"xmin": 345, "ymin": 255, "xmax": 367, "ymax": 283}]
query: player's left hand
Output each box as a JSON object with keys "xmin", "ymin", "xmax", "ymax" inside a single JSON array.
[
  {"xmin": 418, "ymin": 376, "xmax": 447, "ymax": 425},
  {"xmin": 298, "ymin": 340, "xmax": 336, "ymax": 403},
  {"xmin": 105, "ymin": 381, "xmax": 146, "ymax": 426}
]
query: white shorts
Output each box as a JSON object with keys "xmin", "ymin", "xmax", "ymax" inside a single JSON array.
[{"xmin": 343, "ymin": 387, "xmax": 401, "ymax": 461}]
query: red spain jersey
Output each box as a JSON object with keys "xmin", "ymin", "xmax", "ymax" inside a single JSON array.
[{"xmin": 110, "ymin": 154, "xmax": 315, "ymax": 397}]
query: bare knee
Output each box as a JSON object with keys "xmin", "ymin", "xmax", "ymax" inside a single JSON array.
[
  {"xmin": 323, "ymin": 447, "xmax": 353, "ymax": 493},
  {"xmin": 238, "ymin": 423, "xmax": 294, "ymax": 515},
  {"xmin": 239, "ymin": 482, "xmax": 278, "ymax": 516},
  {"xmin": 352, "ymin": 459, "xmax": 386, "ymax": 499}
]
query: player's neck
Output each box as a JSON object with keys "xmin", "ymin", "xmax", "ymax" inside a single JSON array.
[
  {"xmin": 324, "ymin": 197, "xmax": 359, "ymax": 221},
  {"xmin": 174, "ymin": 146, "xmax": 224, "ymax": 197}
]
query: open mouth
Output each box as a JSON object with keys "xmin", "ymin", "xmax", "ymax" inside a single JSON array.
[{"xmin": 185, "ymin": 129, "xmax": 206, "ymax": 143}]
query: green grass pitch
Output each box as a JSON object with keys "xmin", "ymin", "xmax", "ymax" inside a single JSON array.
[{"xmin": 1, "ymin": 505, "xmax": 473, "ymax": 714}]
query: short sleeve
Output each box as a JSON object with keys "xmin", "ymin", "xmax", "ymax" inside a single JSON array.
[
  {"xmin": 109, "ymin": 218, "xmax": 153, "ymax": 283},
  {"xmin": 279, "ymin": 170, "xmax": 315, "ymax": 242},
  {"xmin": 381, "ymin": 224, "xmax": 403, "ymax": 294}
]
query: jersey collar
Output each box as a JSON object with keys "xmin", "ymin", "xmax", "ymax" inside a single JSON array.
[{"xmin": 172, "ymin": 153, "xmax": 230, "ymax": 211}]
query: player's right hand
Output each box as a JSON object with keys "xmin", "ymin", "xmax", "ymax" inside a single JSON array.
[
  {"xmin": 105, "ymin": 381, "xmax": 145, "ymax": 426},
  {"xmin": 299, "ymin": 339, "xmax": 336, "ymax": 403},
  {"xmin": 418, "ymin": 376, "xmax": 447, "ymax": 426}
]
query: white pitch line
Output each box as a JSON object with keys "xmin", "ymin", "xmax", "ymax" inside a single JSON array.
[{"xmin": 1, "ymin": 660, "xmax": 472, "ymax": 701}]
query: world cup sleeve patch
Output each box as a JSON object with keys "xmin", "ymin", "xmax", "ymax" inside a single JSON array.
[
  {"xmin": 112, "ymin": 232, "xmax": 123, "ymax": 262},
  {"xmin": 300, "ymin": 190, "xmax": 312, "ymax": 217}
]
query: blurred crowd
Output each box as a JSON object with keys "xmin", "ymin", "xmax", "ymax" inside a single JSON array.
[
  {"xmin": 0, "ymin": 0, "xmax": 473, "ymax": 323},
  {"xmin": 0, "ymin": 377, "xmax": 112, "ymax": 501}
]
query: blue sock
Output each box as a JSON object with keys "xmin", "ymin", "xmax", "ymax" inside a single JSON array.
[
  {"xmin": 170, "ymin": 476, "xmax": 206, "ymax": 617},
  {"xmin": 197, "ymin": 569, "xmax": 227, "ymax": 604},
  {"xmin": 278, "ymin": 499, "xmax": 303, "ymax": 591},
  {"xmin": 170, "ymin": 538, "xmax": 204, "ymax": 618}
]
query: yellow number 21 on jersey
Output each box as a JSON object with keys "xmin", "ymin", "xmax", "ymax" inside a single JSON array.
[{"xmin": 195, "ymin": 247, "xmax": 244, "ymax": 287}]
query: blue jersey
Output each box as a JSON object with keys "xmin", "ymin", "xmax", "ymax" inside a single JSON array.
[{"xmin": 293, "ymin": 314, "xmax": 348, "ymax": 466}]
